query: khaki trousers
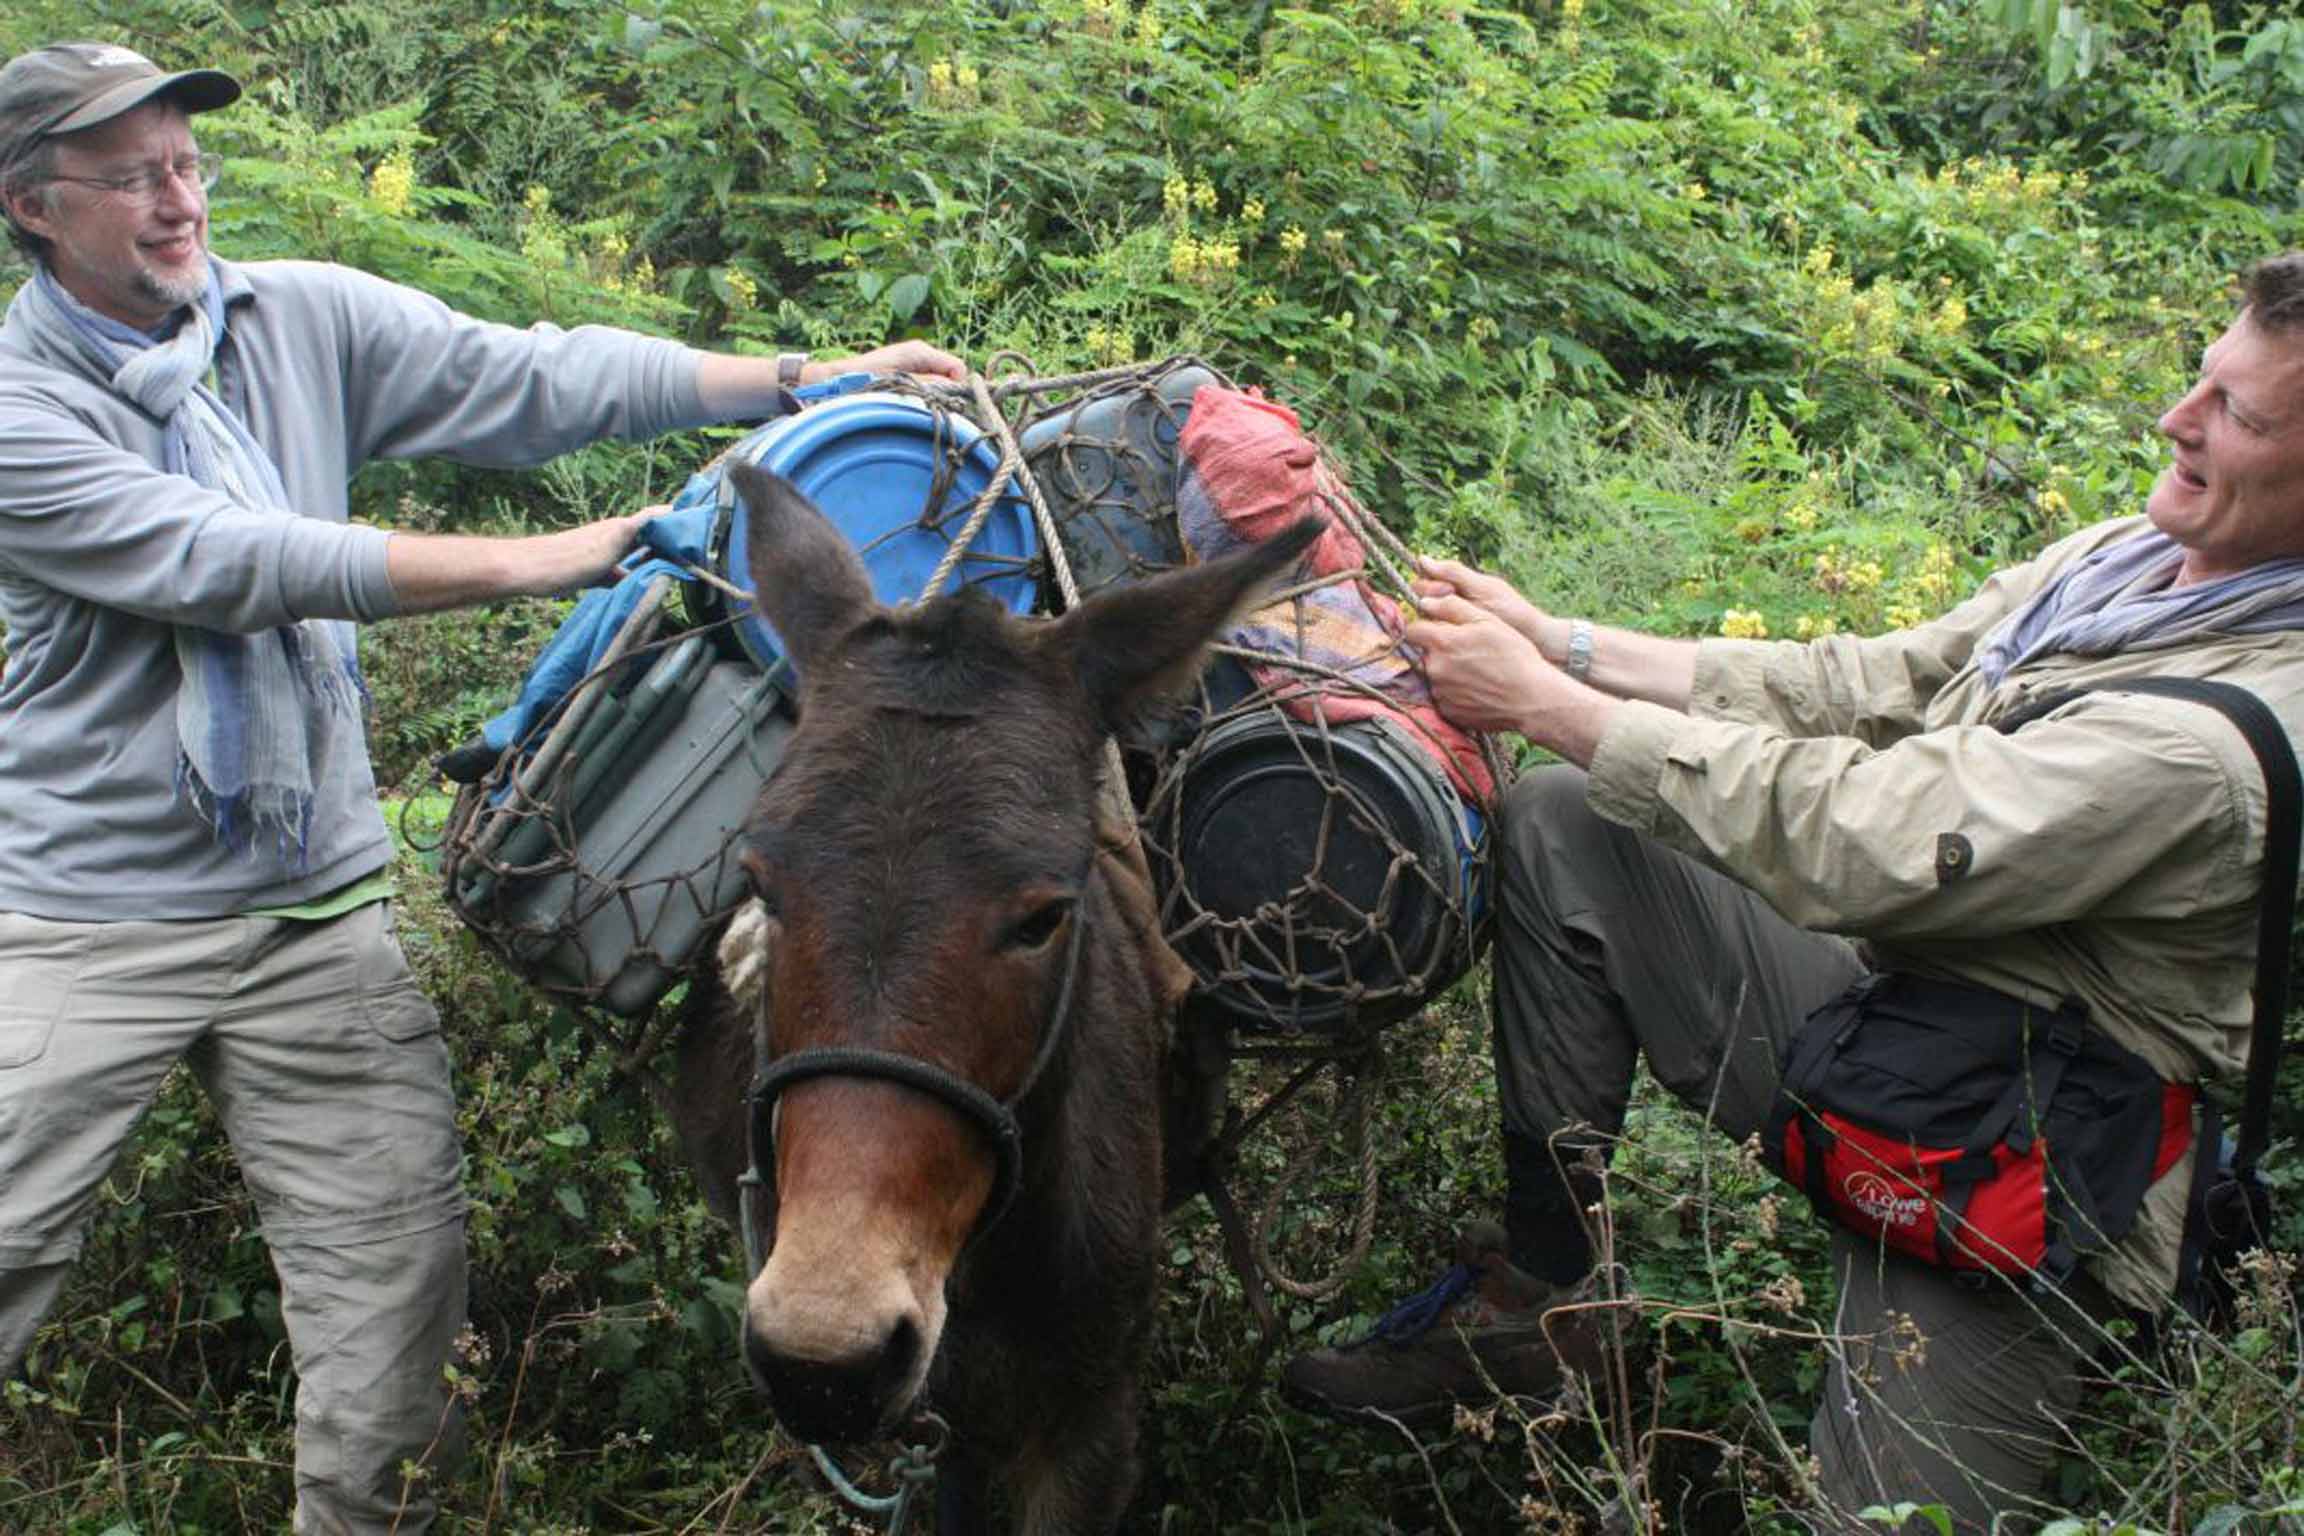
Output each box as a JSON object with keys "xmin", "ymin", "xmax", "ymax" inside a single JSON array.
[
  {"xmin": 1494, "ymin": 766, "xmax": 2111, "ymax": 1533},
  {"xmin": 0, "ymin": 900, "xmax": 467, "ymax": 1535}
]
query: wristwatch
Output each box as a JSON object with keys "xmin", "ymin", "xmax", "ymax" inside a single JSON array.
[
  {"xmin": 776, "ymin": 352, "xmax": 809, "ymax": 389},
  {"xmin": 1564, "ymin": 619, "xmax": 1595, "ymax": 682}
]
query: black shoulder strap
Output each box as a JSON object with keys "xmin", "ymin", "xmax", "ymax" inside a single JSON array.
[{"xmin": 1996, "ymin": 678, "xmax": 2298, "ymax": 1177}]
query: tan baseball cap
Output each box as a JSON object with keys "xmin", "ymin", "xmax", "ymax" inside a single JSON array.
[{"xmin": 0, "ymin": 42, "xmax": 240, "ymax": 172}]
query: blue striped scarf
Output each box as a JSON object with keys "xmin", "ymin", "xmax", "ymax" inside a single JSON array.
[
  {"xmin": 14, "ymin": 261, "xmax": 364, "ymax": 859},
  {"xmin": 1973, "ymin": 524, "xmax": 2304, "ymax": 687}
]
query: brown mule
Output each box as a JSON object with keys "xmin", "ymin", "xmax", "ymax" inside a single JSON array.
[{"xmin": 667, "ymin": 462, "xmax": 1318, "ymax": 1533}]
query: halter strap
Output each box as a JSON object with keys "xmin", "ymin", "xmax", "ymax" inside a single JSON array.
[{"xmin": 743, "ymin": 871, "xmax": 1095, "ymax": 1254}]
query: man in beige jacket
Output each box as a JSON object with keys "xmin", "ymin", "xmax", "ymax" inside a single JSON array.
[{"xmin": 1285, "ymin": 253, "xmax": 2304, "ymax": 1529}]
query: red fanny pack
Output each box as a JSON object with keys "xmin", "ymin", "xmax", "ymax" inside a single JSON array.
[{"xmin": 1763, "ymin": 974, "xmax": 2194, "ymax": 1285}]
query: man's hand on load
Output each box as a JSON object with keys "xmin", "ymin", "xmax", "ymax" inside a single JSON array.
[
  {"xmin": 382, "ymin": 505, "xmax": 660, "ymax": 614},
  {"xmin": 534, "ymin": 504, "xmax": 663, "ymax": 592},
  {"xmin": 1405, "ymin": 591, "xmax": 1617, "ymax": 766},
  {"xmin": 804, "ymin": 341, "xmax": 968, "ymax": 386},
  {"xmin": 695, "ymin": 345, "xmax": 968, "ymax": 419},
  {"xmin": 1413, "ymin": 556, "xmax": 1557, "ymax": 655}
]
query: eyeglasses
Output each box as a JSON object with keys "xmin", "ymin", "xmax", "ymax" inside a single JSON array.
[{"xmin": 46, "ymin": 151, "xmax": 222, "ymax": 203}]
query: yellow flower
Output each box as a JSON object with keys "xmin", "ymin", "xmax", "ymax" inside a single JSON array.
[
  {"xmin": 1279, "ymin": 225, "xmax": 1308, "ymax": 257},
  {"xmin": 2036, "ymin": 487, "xmax": 2071, "ymax": 517},
  {"xmin": 1720, "ymin": 608, "xmax": 1768, "ymax": 640},
  {"xmin": 1561, "ymin": 0, "xmax": 1585, "ymax": 21},
  {"xmin": 369, "ymin": 147, "xmax": 416, "ymax": 218},
  {"xmin": 724, "ymin": 267, "xmax": 757, "ymax": 313},
  {"xmin": 1191, "ymin": 178, "xmax": 1217, "ymax": 214},
  {"xmin": 1241, "ymin": 197, "xmax": 1266, "ymax": 226},
  {"xmin": 1083, "ymin": 323, "xmax": 1135, "ymax": 364},
  {"xmin": 1162, "ymin": 174, "xmax": 1189, "ymax": 220},
  {"xmin": 1682, "ymin": 181, "xmax": 1707, "ymax": 201},
  {"xmin": 1793, "ymin": 613, "xmax": 1838, "ymax": 640}
]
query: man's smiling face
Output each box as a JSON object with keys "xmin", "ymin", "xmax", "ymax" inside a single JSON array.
[
  {"xmin": 2150, "ymin": 312, "xmax": 2304, "ymax": 586},
  {"xmin": 10, "ymin": 98, "xmax": 209, "ymax": 329}
]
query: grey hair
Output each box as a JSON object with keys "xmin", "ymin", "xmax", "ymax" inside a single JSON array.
[
  {"xmin": 1, "ymin": 135, "xmax": 60, "ymax": 265},
  {"xmin": 2242, "ymin": 252, "xmax": 2304, "ymax": 336}
]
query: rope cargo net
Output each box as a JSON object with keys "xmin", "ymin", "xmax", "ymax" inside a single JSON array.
[{"xmin": 438, "ymin": 355, "xmax": 1509, "ymax": 1066}]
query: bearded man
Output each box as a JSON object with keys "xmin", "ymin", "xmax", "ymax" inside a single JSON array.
[{"xmin": 0, "ymin": 41, "xmax": 962, "ymax": 1533}]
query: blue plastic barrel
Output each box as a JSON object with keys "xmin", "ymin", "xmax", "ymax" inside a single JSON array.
[{"xmin": 706, "ymin": 393, "xmax": 1039, "ymax": 673}]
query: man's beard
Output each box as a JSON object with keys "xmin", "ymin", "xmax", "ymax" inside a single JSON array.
[{"xmin": 133, "ymin": 252, "xmax": 209, "ymax": 313}]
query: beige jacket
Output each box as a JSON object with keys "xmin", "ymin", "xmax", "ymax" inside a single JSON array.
[{"xmin": 1587, "ymin": 517, "xmax": 2304, "ymax": 1309}]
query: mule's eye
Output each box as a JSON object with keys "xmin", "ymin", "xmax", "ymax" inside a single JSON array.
[{"xmin": 1005, "ymin": 898, "xmax": 1074, "ymax": 952}]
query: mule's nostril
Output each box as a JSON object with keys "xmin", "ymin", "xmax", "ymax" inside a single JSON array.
[
  {"xmin": 872, "ymin": 1314, "xmax": 921, "ymax": 1407},
  {"xmin": 742, "ymin": 1322, "xmax": 781, "ymax": 1390},
  {"xmin": 745, "ymin": 1313, "xmax": 928, "ymax": 1447}
]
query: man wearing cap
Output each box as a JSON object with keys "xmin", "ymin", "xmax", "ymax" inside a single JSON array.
[{"xmin": 0, "ymin": 40, "xmax": 963, "ymax": 1534}]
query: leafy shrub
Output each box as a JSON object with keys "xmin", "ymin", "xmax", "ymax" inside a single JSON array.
[{"xmin": 4, "ymin": 0, "xmax": 2302, "ymax": 1528}]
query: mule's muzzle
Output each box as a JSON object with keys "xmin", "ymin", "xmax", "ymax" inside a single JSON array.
[{"xmin": 745, "ymin": 1314, "xmax": 925, "ymax": 1445}]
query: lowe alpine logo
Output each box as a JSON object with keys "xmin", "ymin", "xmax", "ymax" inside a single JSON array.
[
  {"xmin": 78, "ymin": 45, "xmax": 155, "ymax": 71},
  {"xmin": 1843, "ymin": 1171, "xmax": 1928, "ymax": 1229}
]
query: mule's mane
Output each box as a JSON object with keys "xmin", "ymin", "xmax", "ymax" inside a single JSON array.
[
  {"xmin": 760, "ymin": 587, "xmax": 1101, "ymax": 897},
  {"xmin": 818, "ymin": 589, "xmax": 1051, "ymax": 721}
]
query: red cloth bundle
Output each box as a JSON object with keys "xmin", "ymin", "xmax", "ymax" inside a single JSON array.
[{"xmin": 1174, "ymin": 388, "xmax": 1494, "ymax": 805}]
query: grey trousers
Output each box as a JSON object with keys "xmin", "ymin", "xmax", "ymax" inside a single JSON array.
[
  {"xmin": 0, "ymin": 901, "xmax": 468, "ymax": 1535},
  {"xmin": 1494, "ymin": 766, "xmax": 2109, "ymax": 1533}
]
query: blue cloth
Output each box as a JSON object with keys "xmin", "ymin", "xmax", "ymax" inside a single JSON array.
[
  {"xmin": 480, "ymin": 500, "xmax": 724, "ymax": 752},
  {"xmin": 476, "ymin": 381, "xmax": 871, "ymax": 756}
]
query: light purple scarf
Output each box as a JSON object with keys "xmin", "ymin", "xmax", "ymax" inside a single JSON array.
[{"xmin": 1973, "ymin": 526, "xmax": 2304, "ymax": 686}]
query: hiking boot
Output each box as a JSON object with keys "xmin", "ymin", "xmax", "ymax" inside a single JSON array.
[{"xmin": 1279, "ymin": 1220, "xmax": 1615, "ymax": 1430}]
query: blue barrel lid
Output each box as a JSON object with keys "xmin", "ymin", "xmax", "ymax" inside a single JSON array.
[{"xmin": 716, "ymin": 394, "xmax": 1038, "ymax": 674}]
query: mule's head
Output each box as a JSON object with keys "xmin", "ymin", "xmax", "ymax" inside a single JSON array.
[{"xmin": 723, "ymin": 462, "xmax": 1316, "ymax": 1443}]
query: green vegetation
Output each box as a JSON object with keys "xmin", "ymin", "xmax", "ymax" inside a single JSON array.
[{"xmin": 3, "ymin": 0, "xmax": 2302, "ymax": 1530}]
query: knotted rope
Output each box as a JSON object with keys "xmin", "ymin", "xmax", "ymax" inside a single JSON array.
[{"xmin": 807, "ymin": 1411, "xmax": 949, "ymax": 1534}]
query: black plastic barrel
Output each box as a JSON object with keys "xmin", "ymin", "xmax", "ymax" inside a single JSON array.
[
  {"xmin": 1018, "ymin": 362, "xmax": 1215, "ymax": 603},
  {"xmin": 1144, "ymin": 697, "xmax": 1487, "ymax": 1034}
]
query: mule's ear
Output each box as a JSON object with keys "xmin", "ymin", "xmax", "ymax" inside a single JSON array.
[
  {"xmin": 1052, "ymin": 516, "xmax": 1324, "ymax": 733},
  {"xmin": 729, "ymin": 463, "xmax": 876, "ymax": 673}
]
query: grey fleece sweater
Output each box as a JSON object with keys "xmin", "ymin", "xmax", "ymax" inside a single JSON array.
[{"xmin": 0, "ymin": 257, "xmax": 708, "ymax": 919}]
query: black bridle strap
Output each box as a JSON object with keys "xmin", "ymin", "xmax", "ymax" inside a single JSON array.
[
  {"xmin": 745, "ymin": 883, "xmax": 1093, "ymax": 1245},
  {"xmin": 751, "ymin": 1045, "xmax": 1027, "ymax": 1231}
]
